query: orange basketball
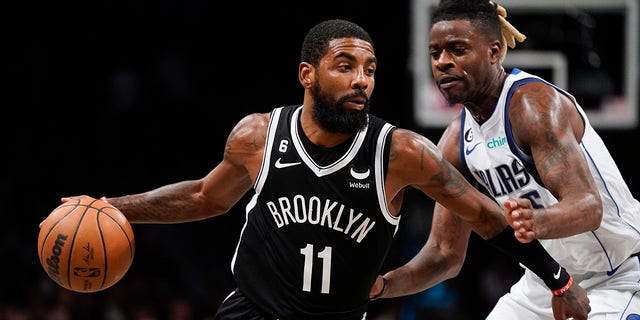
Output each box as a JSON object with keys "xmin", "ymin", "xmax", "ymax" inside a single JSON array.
[{"xmin": 37, "ymin": 197, "xmax": 135, "ymax": 293}]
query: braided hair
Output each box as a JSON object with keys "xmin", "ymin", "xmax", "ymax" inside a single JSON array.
[{"xmin": 432, "ymin": 0, "xmax": 526, "ymax": 62}]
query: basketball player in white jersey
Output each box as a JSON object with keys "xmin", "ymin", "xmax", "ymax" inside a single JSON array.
[{"xmin": 369, "ymin": 0, "xmax": 640, "ymax": 319}]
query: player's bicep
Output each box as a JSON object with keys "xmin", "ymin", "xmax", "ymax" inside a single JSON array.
[
  {"xmin": 200, "ymin": 113, "xmax": 268, "ymax": 212},
  {"xmin": 513, "ymin": 85, "xmax": 591, "ymax": 199}
]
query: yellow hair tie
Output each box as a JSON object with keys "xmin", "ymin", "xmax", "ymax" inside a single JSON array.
[{"xmin": 489, "ymin": 1, "xmax": 526, "ymax": 62}]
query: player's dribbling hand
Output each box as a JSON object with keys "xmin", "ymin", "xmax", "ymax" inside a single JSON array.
[
  {"xmin": 503, "ymin": 198, "xmax": 537, "ymax": 243},
  {"xmin": 551, "ymin": 282, "xmax": 591, "ymax": 320},
  {"xmin": 39, "ymin": 195, "xmax": 96, "ymax": 229},
  {"xmin": 61, "ymin": 195, "xmax": 95, "ymax": 204}
]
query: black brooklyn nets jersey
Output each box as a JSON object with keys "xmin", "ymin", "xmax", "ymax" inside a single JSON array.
[{"xmin": 231, "ymin": 105, "xmax": 400, "ymax": 319}]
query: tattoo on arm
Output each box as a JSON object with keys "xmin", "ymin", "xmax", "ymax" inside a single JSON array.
[
  {"xmin": 123, "ymin": 181, "xmax": 199, "ymax": 223},
  {"xmin": 420, "ymin": 143, "xmax": 467, "ymax": 200}
]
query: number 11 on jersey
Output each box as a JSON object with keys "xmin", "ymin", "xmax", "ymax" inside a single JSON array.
[{"xmin": 300, "ymin": 244, "xmax": 332, "ymax": 294}]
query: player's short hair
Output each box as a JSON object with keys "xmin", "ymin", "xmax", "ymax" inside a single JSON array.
[
  {"xmin": 301, "ymin": 19, "xmax": 374, "ymax": 67},
  {"xmin": 432, "ymin": 0, "xmax": 526, "ymax": 62},
  {"xmin": 431, "ymin": 0, "xmax": 502, "ymax": 44}
]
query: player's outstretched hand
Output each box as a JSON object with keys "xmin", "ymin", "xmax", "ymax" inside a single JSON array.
[
  {"xmin": 39, "ymin": 195, "xmax": 96, "ymax": 229},
  {"xmin": 61, "ymin": 195, "xmax": 95, "ymax": 204},
  {"xmin": 503, "ymin": 198, "xmax": 537, "ymax": 243},
  {"xmin": 552, "ymin": 282, "xmax": 591, "ymax": 320}
]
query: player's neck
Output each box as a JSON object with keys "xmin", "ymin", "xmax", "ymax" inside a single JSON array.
[{"xmin": 468, "ymin": 70, "xmax": 508, "ymax": 123}]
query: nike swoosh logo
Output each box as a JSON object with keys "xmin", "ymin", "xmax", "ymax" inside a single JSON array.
[
  {"xmin": 274, "ymin": 158, "xmax": 301, "ymax": 169},
  {"xmin": 465, "ymin": 142, "xmax": 481, "ymax": 155},
  {"xmin": 553, "ymin": 266, "xmax": 562, "ymax": 280},
  {"xmin": 350, "ymin": 167, "xmax": 370, "ymax": 180}
]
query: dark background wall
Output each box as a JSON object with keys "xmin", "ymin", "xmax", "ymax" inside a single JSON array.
[{"xmin": 3, "ymin": 1, "xmax": 638, "ymax": 319}]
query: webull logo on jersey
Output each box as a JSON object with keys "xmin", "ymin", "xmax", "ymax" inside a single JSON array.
[
  {"xmin": 348, "ymin": 166, "xmax": 371, "ymax": 189},
  {"xmin": 266, "ymin": 195, "xmax": 376, "ymax": 243},
  {"xmin": 474, "ymin": 158, "xmax": 531, "ymax": 198},
  {"xmin": 348, "ymin": 181, "xmax": 370, "ymax": 189}
]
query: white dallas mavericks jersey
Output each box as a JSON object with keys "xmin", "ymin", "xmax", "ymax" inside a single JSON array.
[{"xmin": 460, "ymin": 68, "xmax": 640, "ymax": 274}]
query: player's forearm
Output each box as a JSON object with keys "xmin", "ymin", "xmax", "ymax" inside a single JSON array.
[
  {"xmin": 487, "ymin": 226, "xmax": 572, "ymax": 293},
  {"xmin": 427, "ymin": 171, "xmax": 509, "ymax": 240},
  {"xmin": 106, "ymin": 180, "xmax": 218, "ymax": 223},
  {"xmin": 382, "ymin": 247, "xmax": 463, "ymax": 298},
  {"xmin": 380, "ymin": 205, "xmax": 471, "ymax": 298},
  {"xmin": 532, "ymin": 195, "xmax": 602, "ymax": 239}
]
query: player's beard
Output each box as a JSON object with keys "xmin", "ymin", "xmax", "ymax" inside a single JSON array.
[{"xmin": 311, "ymin": 81, "xmax": 370, "ymax": 134}]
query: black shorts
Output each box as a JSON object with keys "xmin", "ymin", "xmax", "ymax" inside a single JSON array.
[{"xmin": 213, "ymin": 289, "xmax": 277, "ymax": 320}]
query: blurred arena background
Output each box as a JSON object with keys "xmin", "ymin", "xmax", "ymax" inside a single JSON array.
[{"xmin": 3, "ymin": 0, "xmax": 638, "ymax": 319}]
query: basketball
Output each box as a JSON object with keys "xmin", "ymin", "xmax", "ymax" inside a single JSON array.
[{"xmin": 37, "ymin": 197, "xmax": 135, "ymax": 293}]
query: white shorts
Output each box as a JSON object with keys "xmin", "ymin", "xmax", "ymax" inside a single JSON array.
[{"xmin": 486, "ymin": 255, "xmax": 640, "ymax": 320}]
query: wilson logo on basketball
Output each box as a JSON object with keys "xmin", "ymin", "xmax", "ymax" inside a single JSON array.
[{"xmin": 46, "ymin": 233, "xmax": 69, "ymax": 285}]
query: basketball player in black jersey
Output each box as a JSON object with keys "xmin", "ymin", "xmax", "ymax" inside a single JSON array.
[{"xmin": 58, "ymin": 19, "xmax": 589, "ymax": 319}]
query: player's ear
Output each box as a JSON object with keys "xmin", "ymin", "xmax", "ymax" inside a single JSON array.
[
  {"xmin": 299, "ymin": 62, "xmax": 314, "ymax": 88},
  {"xmin": 490, "ymin": 40, "xmax": 503, "ymax": 64}
]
